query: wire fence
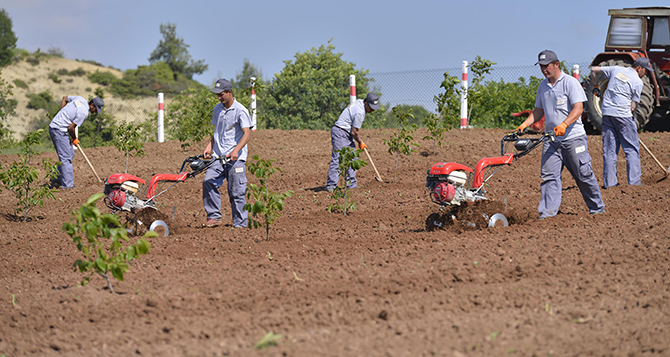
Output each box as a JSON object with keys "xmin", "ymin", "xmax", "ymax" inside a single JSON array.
[
  {"xmin": 4, "ymin": 62, "xmax": 592, "ymax": 140},
  {"xmin": 368, "ymin": 62, "xmax": 592, "ymax": 112}
]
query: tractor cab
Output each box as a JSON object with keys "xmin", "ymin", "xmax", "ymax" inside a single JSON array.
[{"xmin": 583, "ymin": 7, "xmax": 670, "ymax": 132}]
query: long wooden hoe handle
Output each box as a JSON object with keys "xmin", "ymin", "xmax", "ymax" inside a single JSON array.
[
  {"xmin": 363, "ymin": 147, "xmax": 383, "ymax": 182},
  {"xmin": 76, "ymin": 144, "xmax": 103, "ymax": 182},
  {"xmin": 639, "ymin": 138, "xmax": 669, "ymax": 176}
]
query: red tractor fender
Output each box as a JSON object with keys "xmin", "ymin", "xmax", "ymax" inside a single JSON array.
[
  {"xmin": 472, "ymin": 154, "xmax": 515, "ymax": 189},
  {"xmin": 145, "ymin": 172, "xmax": 189, "ymax": 200}
]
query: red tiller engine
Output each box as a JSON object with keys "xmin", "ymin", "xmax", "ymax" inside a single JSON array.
[
  {"xmin": 104, "ymin": 174, "xmax": 154, "ymax": 212},
  {"xmin": 426, "ymin": 162, "xmax": 483, "ymax": 206}
]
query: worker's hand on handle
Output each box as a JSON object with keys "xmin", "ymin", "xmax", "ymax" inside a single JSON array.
[
  {"xmin": 515, "ymin": 123, "xmax": 528, "ymax": 135},
  {"xmin": 359, "ymin": 142, "xmax": 368, "ymax": 150},
  {"xmin": 203, "ymin": 150, "xmax": 212, "ymax": 160},
  {"xmin": 553, "ymin": 122, "xmax": 568, "ymax": 136},
  {"xmin": 71, "ymin": 138, "xmax": 80, "ymax": 147},
  {"xmin": 592, "ymin": 87, "xmax": 601, "ymax": 97}
]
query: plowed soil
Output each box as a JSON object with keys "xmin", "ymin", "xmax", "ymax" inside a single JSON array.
[{"xmin": 1, "ymin": 128, "xmax": 669, "ymax": 356}]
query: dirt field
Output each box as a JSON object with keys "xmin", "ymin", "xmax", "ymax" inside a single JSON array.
[{"xmin": 1, "ymin": 128, "xmax": 669, "ymax": 356}]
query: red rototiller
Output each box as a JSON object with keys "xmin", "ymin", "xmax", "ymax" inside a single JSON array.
[
  {"xmin": 103, "ymin": 155, "xmax": 230, "ymax": 213},
  {"xmin": 425, "ymin": 130, "xmax": 554, "ymax": 228}
]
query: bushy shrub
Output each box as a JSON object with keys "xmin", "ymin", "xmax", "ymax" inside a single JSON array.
[
  {"xmin": 48, "ymin": 73, "xmax": 61, "ymax": 84},
  {"xmin": 12, "ymin": 79, "xmax": 27, "ymax": 90},
  {"xmin": 88, "ymin": 70, "xmax": 116, "ymax": 86}
]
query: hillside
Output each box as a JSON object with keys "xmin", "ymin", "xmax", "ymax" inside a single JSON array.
[{"xmin": 2, "ymin": 57, "xmax": 160, "ymax": 139}]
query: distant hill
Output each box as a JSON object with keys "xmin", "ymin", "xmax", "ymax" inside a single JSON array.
[{"xmin": 2, "ymin": 57, "xmax": 172, "ymax": 139}]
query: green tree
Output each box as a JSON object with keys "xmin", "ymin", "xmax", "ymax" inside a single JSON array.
[
  {"xmin": 164, "ymin": 86, "xmax": 219, "ymax": 150},
  {"xmin": 148, "ymin": 22, "xmax": 208, "ymax": 80},
  {"xmin": 422, "ymin": 113, "xmax": 448, "ymax": 156},
  {"xmin": 0, "ymin": 69, "xmax": 17, "ymax": 143},
  {"xmin": 113, "ymin": 122, "xmax": 145, "ymax": 173},
  {"xmin": 230, "ymin": 58, "xmax": 263, "ymax": 93},
  {"xmin": 383, "ymin": 106, "xmax": 419, "ymax": 183},
  {"xmin": 78, "ymin": 93, "xmax": 116, "ymax": 147},
  {"xmin": 264, "ymin": 41, "xmax": 373, "ymax": 130},
  {"xmin": 0, "ymin": 9, "xmax": 18, "ymax": 67},
  {"xmin": 244, "ymin": 155, "xmax": 293, "ymax": 242},
  {"xmin": 64, "ymin": 193, "xmax": 155, "ymax": 294},
  {"xmin": 0, "ymin": 129, "xmax": 59, "ymax": 222},
  {"xmin": 434, "ymin": 71, "xmax": 461, "ymax": 129}
]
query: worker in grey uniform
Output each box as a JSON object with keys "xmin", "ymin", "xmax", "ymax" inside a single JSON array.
[
  {"xmin": 589, "ymin": 57, "xmax": 651, "ymax": 189},
  {"xmin": 48, "ymin": 96, "xmax": 104, "ymax": 189},
  {"xmin": 324, "ymin": 93, "xmax": 380, "ymax": 192},
  {"xmin": 515, "ymin": 50, "xmax": 605, "ymax": 220},
  {"xmin": 202, "ymin": 78, "xmax": 251, "ymax": 228}
]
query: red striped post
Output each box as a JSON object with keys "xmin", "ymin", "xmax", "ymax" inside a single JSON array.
[
  {"xmin": 158, "ymin": 92, "xmax": 164, "ymax": 143},
  {"xmin": 572, "ymin": 64, "xmax": 580, "ymax": 80},
  {"xmin": 349, "ymin": 74, "xmax": 356, "ymax": 106},
  {"xmin": 460, "ymin": 61, "xmax": 468, "ymax": 129},
  {"xmin": 250, "ymin": 77, "xmax": 257, "ymax": 131}
]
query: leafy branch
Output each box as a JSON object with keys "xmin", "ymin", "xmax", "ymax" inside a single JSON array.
[
  {"xmin": 244, "ymin": 155, "xmax": 293, "ymax": 241},
  {"xmin": 63, "ymin": 193, "xmax": 155, "ymax": 294}
]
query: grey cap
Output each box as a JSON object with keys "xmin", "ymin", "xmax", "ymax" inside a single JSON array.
[
  {"xmin": 211, "ymin": 78, "xmax": 233, "ymax": 93},
  {"xmin": 535, "ymin": 50, "xmax": 558, "ymax": 65},
  {"xmin": 633, "ymin": 57, "xmax": 653, "ymax": 72},
  {"xmin": 364, "ymin": 93, "xmax": 381, "ymax": 110},
  {"xmin": 89, "ymin": 97, "xmax": 104, "ymax": 113}
]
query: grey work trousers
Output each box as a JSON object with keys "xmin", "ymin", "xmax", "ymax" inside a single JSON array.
[
  {"xmin": 325, "ymin": 126, "xmax": 358, "ymax": 190},
  {"xmin": 49, "ymin": 127, "xmax": 75, "ymax": 188},
  {"xmin": 602, "ymin": 115, "xmax": 641, "ymax": 188},
  {"xmin": 202, "ymin": 159, "xmax": 248, "ymax": 228},
  {"xmin": 538, "ymin": 135, "xmax": 605, "ymax": 219}
]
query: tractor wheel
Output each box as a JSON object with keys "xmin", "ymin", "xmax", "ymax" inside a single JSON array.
[
  {"xmin": 584, "ymin": 58, "xmax": 655, "ymax": 133},
  {"xmin": 583, "ymin": 76, "xmax": 606, "ymax": 133},
  {"xmin": 634, "ymin": 75, "xmax": 654, "ymax": 130}
]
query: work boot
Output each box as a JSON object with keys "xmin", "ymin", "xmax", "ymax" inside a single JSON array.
[{"xmin": 205, "ymin": 218, "xmax": 221, "ymax": 227}]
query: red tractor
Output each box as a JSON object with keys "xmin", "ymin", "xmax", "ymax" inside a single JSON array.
[{"xmin": 583, "ymin": 7, "xmax": 670, "ymax": 133}]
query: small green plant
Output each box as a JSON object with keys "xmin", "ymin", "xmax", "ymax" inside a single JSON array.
[
  {"xmin": 327, "ymin": 146, "xmax": 367, "ymax": 216},
  {"xmin": 112, "ymin": 122, "xmax": 145, "ymax": 173},
  {"xmin": 254, "ymin": 331, "xmax": 283, "ymax": 350},
  {"xmin": 63, "ymin": 193, "xmax": 155, "ymax": 294},
  {"xmin": 383, "ymin": 106, "xmax": 419, "ymax": 183},
  {"xmin": 422, "ymin": 112, "xmax": 448, "ymax": 156},
  {"xmin": 244, "ymin": 155, "xmax": 293, "ymax": 241},
  {"xmin": 0, "ymin": 129, "xmax": 59, "ymax": 222}
]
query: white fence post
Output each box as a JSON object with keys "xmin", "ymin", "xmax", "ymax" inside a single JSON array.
[
  {"xmin": 349, "ymin": 74, "xmax": 356, "ymax": 106},
  {"xmin": 157, "ymin": 92, "xmax": 164, "ymax": 143},
  {"xmin": 250, "ymin": 77, "xmax": 257, "ymax": 131},
  {"xmin": 460, "ymin": 61, "xmax": 468, "ymax": 129},
  {"xmin": 572, "ymin": 64, "xmax": 580, "ymax": 80}
]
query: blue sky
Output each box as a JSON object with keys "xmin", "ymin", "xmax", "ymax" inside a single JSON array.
[{"xmin": 1, "ymin": 0, "xmax": 660, "ymax": 86}]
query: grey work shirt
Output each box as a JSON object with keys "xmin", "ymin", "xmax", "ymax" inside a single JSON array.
[
  {"xmin": 535, "ymin": 72, "xmax": 587, "ymax": 141},
  {"xmin": 599, "ymin": 66, "xmax": 643, "ymax": 118},
  {"xmin": 211, "ymin": 99, "xmax": 251, "ymax": 162},
  {"xmin": 49, "ymin": 96, "xmax": 89, "ymax": 132},
  {"xmin": 333, "ymin": 99, "xmax": 366, "ymax": 132}
]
